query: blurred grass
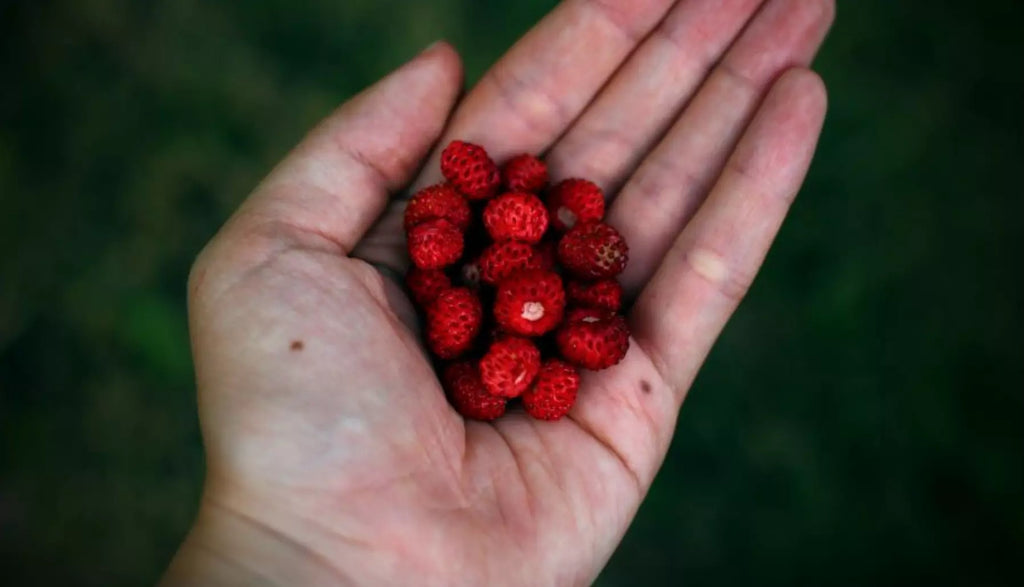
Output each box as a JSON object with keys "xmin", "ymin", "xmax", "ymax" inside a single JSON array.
[{"xmin": 1, "ymin": 0, "xmax": 1022, "ymax": 585}]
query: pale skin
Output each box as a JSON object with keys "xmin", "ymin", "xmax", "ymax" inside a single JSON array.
[{"xmin": 162, "ymin": 1, "xmax": 834, "ymax": 585}]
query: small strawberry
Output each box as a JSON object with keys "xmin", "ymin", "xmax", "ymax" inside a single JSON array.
[
  {"xmin": 404, "ymin": 184, "xmax": 471, "ymax": 232},
  {"xmin": 441, "ymin": 140, "xmax": 500, "ymax": 200},
  {"xmin": 483, "ymin": 192, "xmax": 549, "ymax": 244},
  {"xmin": 522, "ymin": 359, "xmax": 580, "ymax": 421},
  {"xmin": 493, "ymin": 270, "xmax": 566, "ymax": 337},
  {"xmin": 555, "ymin": 310, "xmax": 629, "ymax": 370},
  {"xmin": 502, "ymin": 154, "xmax": 549, "ymax": 193},
  {"xmin": 479, "ymin": 336, "xmax": 541, "ymax": 398},
  {"xmin": 408, "ymin": 218, "xmax": 463, "ymax": 270},
  {"xmin": 547, "ymin": 178, "xmax": 605, "ymax": 232},
  {"xmin": 563, "ymin": 306, "xmax": 611, "ymax": 324},
  {"xmin": 557, "ymin": 221, "xmax": 628, "ymax": 279},
  {"xmin": 478, "ymin": 241, "xmax": 542, "ymax": 285},
  {"xmin": 427, "ymin": 287, "xmax": 482, "ymax": 359},
  {"xmin": 443, "ymin": 361, "xmax": 506, "ymax": 421},
  {"xmin": 405, "ymin": 268, "xmax": 451, "ymax": 307},
  {"xmin": 566, "ymin": 279, "xmax": 623, "ymax": 312}
]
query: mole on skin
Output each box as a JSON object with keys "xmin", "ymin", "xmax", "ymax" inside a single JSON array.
[
  {"xmin": 640, "ymin": 380, "xmax": 652, "ymax": 394},
  {"xmin": 290, "ymin": 340, "xmax": 304, "ymax": 351}
]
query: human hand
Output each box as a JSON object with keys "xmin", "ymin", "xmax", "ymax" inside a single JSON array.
[{"xmin": 162, "ymin": 1, "xmax": 833, "ymax": 585}]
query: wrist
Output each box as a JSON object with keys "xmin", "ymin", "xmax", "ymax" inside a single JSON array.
[{"xmin": 160, "ymin": 490, "xmax": 351, "ymax": 586}]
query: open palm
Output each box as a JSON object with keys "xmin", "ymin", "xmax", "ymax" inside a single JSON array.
[{"xmin": 166, "ymin": 1, "xmax": 834, "ymax": 585}]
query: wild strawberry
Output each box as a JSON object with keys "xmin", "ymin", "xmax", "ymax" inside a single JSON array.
[
  {"xmin": 404, "ymin": 184, "xmax": 471, "ymax": 232},
  {"xmin": 493, "ymin": 270, "xmax": 566, "ymax": 337},
  {"xmin": 566, "ymin": 279, "xmax": 623, "ymax": 312},
  {"xmin": 555, "ymin": 310, "xmax": 629, "ymax": 370},
  {"xmin": 443, "ymin": 361, "xmax": 506, "ymax": 421},
  {"xmin": 427, "ymin": 287, "xmax": 482, "ymax": 359},
  {"xmin": 479, "ymin": 337, "xmax": 541, "ymax": 398},
  {"xmin": 483, "ymin": 192, "xmax": 549, "ymax": 243},
  {"xmin": 408, "ymin": 219, "xmax": 463, "ymax": 270},
  {"xmin": 478, "ymin": 241, "xmax": 542, "ymax": 285},
  {"xmin": 502, "ymin": 154, "xmax": 548, "ymax": 193},
  {"xmin": 441, "ymin": 140, "xmax": 500, "ymax": 200},
  {"xmin": 547, "ymin": 178, "xmax": 605, "ymax": 232},
  {"xmin": 522, "ymin": 359, "xmax": 580, "ymax": 421},
  {"xmin": 563, "ymin": 306, "xmax": 610, "ymax": 324},
  {"xmin": 557, "ymin": 221, "xmax": 628, "ymax": 279},
  {"xmin": 405, "ymin": 268, "xmax": 451, "ymax": 307}
]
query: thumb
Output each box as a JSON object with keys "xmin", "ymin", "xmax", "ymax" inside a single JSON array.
[{"xmin": 234, "ymin": 42, "xmax": 463, "ymax": 255}]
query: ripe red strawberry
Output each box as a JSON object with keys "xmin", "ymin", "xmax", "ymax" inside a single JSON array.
[
  {"xmin": 502, "ymin": 154, "xmax": 548, "ymax": 193},
  {"xmin": 404, "ymin": 184, "xmax": 471, "ymax": 232},
  {"xmin": 405, "ymin": 268, "xmax": 451, "ymax": 307},
  {"xmin": 478, "ymin": 241, "xmax": 542, "ymax": 285},
  {"xmin": 555, "ymin": 310, "xmax": 629, "ymax": 370},
  {"xmin": 427, "ymin": 287, "xmax": 482, "ymax": 359},
  {"xmin": 547, "ymin": 178, "xmax": 605, "ymax": 232},
  {"xmin": 443, "ymin": 361, "xmax": 506, "ymax": 421},
  {"xmin": 493, "ymin": 270, "xmax": 566, "ymax": 337},
  {"xmin": 483, "ymin": 192, "xmax": 549, "ymax": 243},
  {"xmin": 441, "ymin": 140, "xmax": 500, "ymax": 200},
  {"xmin": 522, "ymin": 359, "xmax": 580, "ymax": 421},
  {"xmin": 563, "ymin": 306, "xmax": 610, "ymax": 324},
  {"xmin": 408, "ymin": 218, "xmax": 463, "ymax": 270},
  {"xmin": 557, "ymin": 221, "xmax": 628, "ymax": 279},
  {"xmin": 479, "ymin": 336, "xmax": 541, "ymax": 398},
  {"xmin": 566, "ymin": 279, "xmax": 623, "ymax": 312}
]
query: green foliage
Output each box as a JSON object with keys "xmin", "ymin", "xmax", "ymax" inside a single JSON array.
[{"xmin": 1, "ymin": 1, "xmax": 1021, "ymax": 585}]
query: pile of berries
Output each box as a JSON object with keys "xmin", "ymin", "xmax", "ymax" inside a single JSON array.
[{"xmin": 404, "ymin": 140, "xmax": 630, "ymax": 421}]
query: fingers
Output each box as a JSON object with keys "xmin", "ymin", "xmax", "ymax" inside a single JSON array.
[
  {"xmin": 634, "ymin": 67, "xmax": 828, "ymax": 393},
  {"xmin": 608, "ymin": 0, "xmax": 835, "ymax": 295},
  {"xmin": 544, "ymin": 0, "xmax": 765, "ymax": 191},
  {"xmin": 411, "ymin": 0, "xmax": 678, "ymax": 188},
  {"xmin": 228, "ymin": 43, "xmax": 463, "ymax": 255},
  {"xmin": 354, "ymin": 0, "xmax": 678, "ymax": 270},
  {"xmin": 563, "ymin": 68, "xmax": 827, "ymax": 491}
]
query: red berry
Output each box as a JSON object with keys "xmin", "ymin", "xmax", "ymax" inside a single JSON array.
[
  {"xmin": 427, "ymin": 287, "xmax": 482, "ymax": 359},
  {"xmin": 478, "ymin": 241, "xmax": 542, "ymax": 285},
  {"xmin": 404, "ymin": 184, "xmax": 471, "ymax": 232},
  {"xmin": 443, "ymin": 361, "xmax": 506, "ymax": 421},
  {"xmin": 479, "ymin": 337, "xmax": 541, "ymax": 398},
  {"xmin": 547, "ymin": 178, "xmax": 605, "ymax": 232},
  {"xmin": 555, "ymin": 311, "xmax": 629, "ymax": 371},
  {"xmin": 502, "ymin": 154, "xmax": 548, "ymax": 193},
  {"xmin": 563, "ymin": 306, "xmax": 610, "ymax": 324},
  {"xmin": 408, "ymin": 219, "xmax": 463, "ymax": 270},
  {"xmin": 522, "ymin": 359, "xmax": 580, "ymax": 421},
  {"xmin": 566, "ymin": 279, "xmax": 623, "ymax": 312},
  {"xmin": 557, "ymin": 221, "xmax": 628, "ymax": 279},
  {"xmin": 493, "ymin": 270, "xmax": 566, "ymax": 337},
  {"xmin": 483, "ymin": 192, "xmax": 549, "ymax": 243},
  {"xmin": 441, "ymin": 140, "xmax": 500, "ymax": 200},
  {"xmin": 405, "ymin": 268, "xmax": 451, "ymax": 307}
]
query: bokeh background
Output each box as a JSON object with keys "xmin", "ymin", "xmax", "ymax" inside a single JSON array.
[{"xmin": 1, "ymin": 0, "xmax": 1021, "ymax": 584}]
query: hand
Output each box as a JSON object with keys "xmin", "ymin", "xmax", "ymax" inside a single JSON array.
[{"xmin": 163, "ymin": 1, "xmax": 833, "ymax": 585}]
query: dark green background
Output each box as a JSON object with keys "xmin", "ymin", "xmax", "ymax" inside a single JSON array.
[{"xmin": 1, "ymin": 1, "xmax": 1021, "ymax": 585}]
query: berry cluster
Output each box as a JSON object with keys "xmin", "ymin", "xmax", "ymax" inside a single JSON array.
[{"xmin": 405, "ymin": 140, "xmax": 630, "ymax": 421}]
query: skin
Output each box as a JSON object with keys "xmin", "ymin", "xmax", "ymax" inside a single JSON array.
[{"xmin": 162, "ymin": 0, "xmax": 834, "ymax": 585}]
